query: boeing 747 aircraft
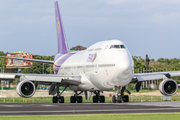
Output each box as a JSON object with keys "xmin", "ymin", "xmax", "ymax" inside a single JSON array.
[{"xmin": 0, "ymin": 1, "xmax": 180, "ymax": 103}]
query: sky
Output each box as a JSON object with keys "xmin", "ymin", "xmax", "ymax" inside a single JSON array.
[{"xmin": 0, "ymin": 0, "xmax": 180, "ymax": 60}]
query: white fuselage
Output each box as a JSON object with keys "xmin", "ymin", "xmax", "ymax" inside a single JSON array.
[{"xmin": 54, "ymin": 40, "xmax": 134, "ymax": 91}]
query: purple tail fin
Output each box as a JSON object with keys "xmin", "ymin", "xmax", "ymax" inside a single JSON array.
[{"xmin": 55, "ymin": 1, "xmax": 69, "ymax": 54}]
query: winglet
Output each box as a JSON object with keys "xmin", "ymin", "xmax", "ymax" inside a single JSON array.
[{"xmin": 55, "ymin": 1, "xmax": 69, "ymax": 54}]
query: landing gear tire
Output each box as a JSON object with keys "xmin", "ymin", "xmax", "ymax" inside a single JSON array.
[
  {"xmin": 52, "ymin": 84, "xmax": 68, "ymax": 103},
  {"xmin": 100, "ymin": 96, "xmax": 105, "ymax": 103},
  {"xmin": 117, "ymin": 96, "xmax": 122, "ymax": 103},
  {"xmin": 112, "ymin": 86, "xmax": 130, "ymax": 103},
  {"xmin": 92, "ymin": 91, "xmax": 105, "ymax": 103},
  {"xmin": 53, "ymin": 96, "xmax": 58, "ymax": 103},
  {"xmin": 59, "ymin": 96, "xmax": 64, "ymax": 103},
  {"xmin": 70, "ymin": 91, "xmax": 83, "ymax": 103},
  {"xmin": 112, "ymin": 95, "xmax": 116, "ymax": 103},
  {"xmin": 70, "ymin": 96, "xmax": 76, "ymax": 103},
  {"xmin": 93, "ymin": 96, "xmax": 98, "ymax": 103},
  {"xmin": 70, "ymin": 96, "xmax": 83, "ymax": 103},
  {"xmin": 77, "ymin": 96, "xmax": 83, "ymax": 103},
  {"xmin": 123, "ymin": 95, "xmax": 129, "ymax": 102}
]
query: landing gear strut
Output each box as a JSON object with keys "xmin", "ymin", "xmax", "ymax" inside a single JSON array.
[
  {"xmin": 112, "ymin": 86, "xmax": 129, "ymax": 103},
  {"xmin": 93, "ymin": 91, "xmax": 105, "ymax": 103},
  {"xmin": 70, "ymin": 91, "xmax": 83, "ymax": 103},
  {"xmin": 52, "ymin": 84, "xmax": 67, "ymax": 103}
]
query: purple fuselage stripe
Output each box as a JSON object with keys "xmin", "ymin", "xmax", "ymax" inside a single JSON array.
[{"xmin": 54, "ymin": 52, "xmax": 76, "ymax": 74}]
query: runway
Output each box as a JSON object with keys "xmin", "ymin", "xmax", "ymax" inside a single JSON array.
[{"xmin": 0, "ymin": 102, "xmax": 180, "ymax": 115}]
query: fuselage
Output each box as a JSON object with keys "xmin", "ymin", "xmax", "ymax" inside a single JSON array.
[{"xmin": 53, "ymin": 40, "xmax": 134, "ymax": 91}]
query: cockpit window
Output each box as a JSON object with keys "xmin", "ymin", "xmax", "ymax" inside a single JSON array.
[
  {"xmin": 114, "ymin": 45, "xmax": 120, "ymax": 48},
  {"xmin": 120, "ymin": 45, "xmax": 125, "ymax": 48},
  {"xmin": 109, "ymin": 45, "xmax": 126, "ymax": 49}
]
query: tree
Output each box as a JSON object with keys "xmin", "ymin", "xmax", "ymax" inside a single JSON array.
[{"xmin": 70, "ymin": 45, "xmax": 87, "ymax": 51}]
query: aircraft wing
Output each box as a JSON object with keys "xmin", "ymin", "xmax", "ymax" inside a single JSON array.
[
  {"xmin": 132, "ymin": 71, "xmax": 180, "ymax": 93},
  {"xmin": 0, "ymin": 73, "xmax": 81, "ymax": 86},
  {"xmin": 133, "ymin": 71, "xmax": 180, "ymax": 82},
  {"xmin": 0, "ymin": 56, "xmax": 54, "ymax": 64}
]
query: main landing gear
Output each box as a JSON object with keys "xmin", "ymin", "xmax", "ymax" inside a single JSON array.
[
  {"xmin": 70, "ymin": 91, "xmax": 83, "ymax": 103},
  {"xmin": 52, "ymin": 83, "xmax": 84, "ymax": 103},
  {"xmin": 92, "ymin": 91, "xmax": 105, "ymax": 103},
  {"xmin": 52, "ymin": 84, "xmax": 67, "ymax": 103},
  {"xmin": 112, "ymin": 86, "xmax": 130, "ymax": 103}
]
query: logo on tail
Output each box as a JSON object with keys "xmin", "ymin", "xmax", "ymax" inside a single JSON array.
[{"xmin": 56, "ymin": 17, "xmax": 61, "ymax": 38}]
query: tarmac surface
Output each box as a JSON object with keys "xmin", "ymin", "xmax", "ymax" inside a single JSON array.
[{"xmin": 0, "ymin": 102, "xmax": 180, "ymax": 115}]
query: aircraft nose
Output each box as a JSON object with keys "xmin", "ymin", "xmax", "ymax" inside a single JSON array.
[
  {"xmin": 118, "ymin": 59, "xmax": 131, "ymax": 72},
  {"xmin": 117, "ymin": 59, "xmax": 133, "ymax": 85}
]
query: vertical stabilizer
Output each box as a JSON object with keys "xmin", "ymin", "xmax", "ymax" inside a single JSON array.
[{"xmin": 55, "ymin": 1, "xmax": 69, "ymax": 54}]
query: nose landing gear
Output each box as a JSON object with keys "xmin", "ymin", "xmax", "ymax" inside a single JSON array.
[{"xmin": 112, "ymin": 86, "xmax": 130, "ymax": 103}]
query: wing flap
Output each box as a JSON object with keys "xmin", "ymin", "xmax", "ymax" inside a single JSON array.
[
  {"xmin": 61, "ymin": 79, "xmax": 81, "ymax": 86},
  {"xmin": 0, "ymin": 73, "xmax": 81, "ymax": 86},
  {"xmin": 0, "ymin": 73, "xmax": 16, "ymax": 80},
  {"xmin": 169, "ymin": 71, "xmax": 180, "ymax": 77}
]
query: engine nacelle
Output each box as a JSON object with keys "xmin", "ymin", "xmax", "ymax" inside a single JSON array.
[
  {"xmin": 16, "ymin": 80, "xmax": 36, "ymax": 98},
  {"xmin": 159, "ymin": 79, "xmax": 178, "ymax": 96}
]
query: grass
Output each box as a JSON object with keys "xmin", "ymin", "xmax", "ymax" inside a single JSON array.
[
  {"xmin": 0, "ymin": 113, "xmax": 180, "ymax": 120},
  {"xmin": 108, "ymin": 88, "xmax": 157, "ymax": 93},
  {"xmin": 129, "ymin": 89, "xmax": 157, "ymax": 93},
  {"xmin": 0, "ymin": 95, "xmax": 180, "ymax": 103}
]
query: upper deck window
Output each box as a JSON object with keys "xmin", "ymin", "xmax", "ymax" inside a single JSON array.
[
  {"xmin": 95, "ymin": 48, "xmax": 102, "ymax": 51},
  {"xmin": 88, "ymin": 49, "xmax": 94, "ymax": 51},
  {"xmin": 109, "ymin": 45, "xmax": 126, "ymax": 49}
]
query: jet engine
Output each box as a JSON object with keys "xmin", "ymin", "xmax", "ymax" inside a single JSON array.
[
  {"xmin": 159, "ymin": 79, "xmax": 178, "ymax": 96},
  {"xmin": 16, "ymin": 80, "xmax": 36, "ymax": 98}
]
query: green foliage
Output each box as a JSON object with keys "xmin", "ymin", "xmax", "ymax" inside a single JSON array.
[
  {"xmin": 132, "ymin": 56, "xmax": 146, "ymax": 73},
  {"xmin": 133, "ymin": 56, "xmax": 180, "ymax": 73},
  {"xmin": 0, "ymin": 51, "xmax": 7, "ymax": 72}
]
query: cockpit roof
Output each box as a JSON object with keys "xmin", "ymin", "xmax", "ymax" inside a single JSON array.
[{"xmin": 88, "ymin": 40, "xmax": 125, "ymax": 50}]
